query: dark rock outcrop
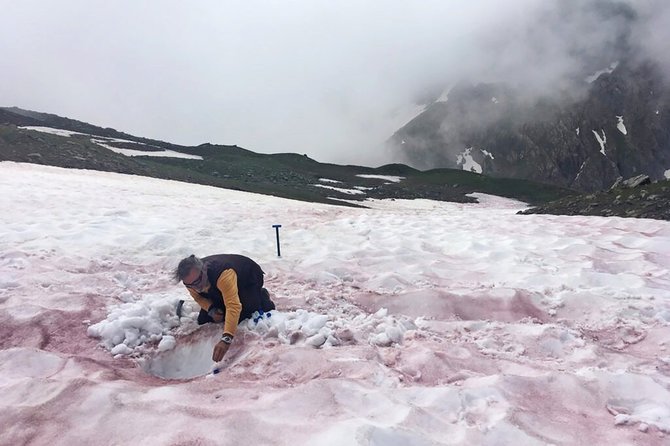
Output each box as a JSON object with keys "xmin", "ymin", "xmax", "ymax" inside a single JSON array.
[
  {"xmin": 519, "ymin": 178, "xmax": 670, "ymax": 220},
  {"xmin": 390, "ymin": 61, "xmax": 670, "ymax": 192}
]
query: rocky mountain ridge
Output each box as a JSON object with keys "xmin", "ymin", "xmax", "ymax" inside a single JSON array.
[{"xmin": 390, "ymin": 61, "xmax": 670, "ymax": 192}]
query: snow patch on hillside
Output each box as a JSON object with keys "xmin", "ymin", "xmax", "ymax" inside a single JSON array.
[
  {"xmin": 585, "ymin": 61, "xmax": 619, "ymax": 83},
  {"xmin": 19, "ymin": 125, "xmax": 201, "ymax": 160},
  {"xmin": 436, "ymin": 85, "xmax": 452, "ymax": 103},
  {"xmin": 617, "ymin": 116, "xmax": 628, "ymax": 135},
  {"xmin": 592, "ymin": 129, "xmax": 607, "ymax": 156},
  {"xmin": 313, "ymin": 184, "xmax": 365, "ymax": 195},
  {"xmin": 457, "ymin": 147, "xmax": 483, "ymax": 174},
  {"xmin": 19, "ymin": 126, "xmax": 89, "ymax": 137},
  {"xmin": 91, "ymin": 139, "xmax": 203, "ymax": 160},
  {"xmin": 481, "ymin": 149, "xmax": 495, "ymax": 160},
  {"xmin": 356, "ymin": 174, "xmax": 405, "ymax": 183}
]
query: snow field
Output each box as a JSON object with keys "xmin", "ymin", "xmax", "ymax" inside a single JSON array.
[{"xmin": 1, "ymin": 162, "xmax": 670, "ymax": 445}]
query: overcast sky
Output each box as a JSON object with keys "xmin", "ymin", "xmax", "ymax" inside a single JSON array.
[{"xmin": 1, "ymin": 1, "xmax": 668, "ymax": 166}]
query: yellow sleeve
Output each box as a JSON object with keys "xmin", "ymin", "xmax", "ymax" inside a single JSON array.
[
  {"xmin": 217, "ymin": 269, "xmax": 242, "ymax": 337},
  {"xmin": 187, "ymin": 287, "xmax": 213, "ymax": 312}
]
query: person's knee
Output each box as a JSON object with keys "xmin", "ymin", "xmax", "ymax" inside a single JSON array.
[
  {"xmin": 261, "ymin": 288, "xmax": 275, "ymax": 311},
  {"xmin": 197, "ymin": 310, "xmax": 212, "ymax": 325}
]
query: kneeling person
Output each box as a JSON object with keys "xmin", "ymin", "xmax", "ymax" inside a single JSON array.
[{"xmin": 175, "ymin": 254, "xmax": 275, "ymax": 362}]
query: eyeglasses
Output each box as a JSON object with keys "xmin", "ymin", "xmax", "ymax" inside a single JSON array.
[{"xmin": 184, "ymin": 269, "xmax": 206, "ymax": 290}]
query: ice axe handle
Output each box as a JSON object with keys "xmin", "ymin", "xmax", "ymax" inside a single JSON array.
[{"xmin": 272, "ymin": 224, "xmax": 282, "ymax": 257}]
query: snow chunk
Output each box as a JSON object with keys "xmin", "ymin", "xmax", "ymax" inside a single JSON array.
[
  {"xmin": 665, "ymin": 169, "xmax": 670, "ymax": 179},
  {"xmin": 313, "ymin": 184, "xmax": 365, "ymax": 195},
  {"xmin": 491, "ymin": 97, "xmax": 499, "ymax": 104},
  {"xmin": 111, "ymin": 344, "xmax": 134, "ymax": 356},
  {"xmin": 91, "ymin": 139, "xmax": 202, "ymax": 160},
  {"xmin": 576, "ymin": 127, "xmax": 580, "ymax": 136},
  {"xmin": 87, "ymin": 293, "xmax": 181, "ymax": 353},
  {"xmin": 592, "ymin": 130, "xmax": 607, "ymax": 157},
  {"xmin": 457, "ymin": 147, "xmax": 483, "ymax": 174},
  {"xmin": 616, "ymin": 116, "xmax": 628, "ymax": 135},
  {"xmin": 356, "ymin": 174, "xmax": 405, "ymax": 183},
  {"xmin": 158, "ymin": 335, "xmax": 176, "ymax": 352},
  {"xmin": 318, "ymin": 178, "xmax": 341, "ymax": 184}
]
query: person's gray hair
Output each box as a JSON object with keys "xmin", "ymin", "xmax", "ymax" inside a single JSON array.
[{"xmin": 174, "ymin": 254, "xmax": 203, "ymax": 282}]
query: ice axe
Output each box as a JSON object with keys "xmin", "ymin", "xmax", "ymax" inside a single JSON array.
[{"xmin": 273, "ymin": 224, "xmax": 282, "ymax": 257}]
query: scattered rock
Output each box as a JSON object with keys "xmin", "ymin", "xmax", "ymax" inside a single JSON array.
[
  {"xmin": 609, "ymin": 176, "xmax": 623, "ymax": 190},
  {"xmin": 622, "ymin": 174, "xmax": 651, "ymax": 188}
]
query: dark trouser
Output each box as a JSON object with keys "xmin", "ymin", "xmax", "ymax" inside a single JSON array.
[{"xmin": 196, "ymin": 281, "xmax": 275, "ymax": 326}]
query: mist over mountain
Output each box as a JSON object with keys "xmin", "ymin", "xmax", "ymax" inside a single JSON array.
[
  {"xmin": 1, "ymin": 1, "xmax": 669, "ymax": 167},
  {"xmin": 388, "ymin": 1, "xmax": 670, "ymax": 191}
]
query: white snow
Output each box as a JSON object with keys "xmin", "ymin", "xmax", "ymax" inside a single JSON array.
[
  {"xmin": 592, "ymin": 129, "xmax": 607, "ymax": 156},
  {"xmin": 436, "ymin": 85, "xmax": 452, "ymax": 103},
  {"xmin": 86, "ymin": 292, "xmax": 182, "ymax": 352},
  {"xmin": 457, "ymin": 147, "xmax": 483, "ymax": 174},
  {"xmin": 616, "ymin": 116, "xmax": 628, "ymax": 135},
  {"xmin": 312, "ymin": 184, "xmax": 365, "ymax": 195},
  {"xmin": 318, "ymin": 178, "xmax": 341, "ymax": 184},
  {"xmin": 491, "ymin": 97, "xmax": 499, "ymax": 104},
  {"xmin": 665, "ymin": 169, "xmax": 670, "ymax": 179},
  {"xmin": 19, "ymin": 125, "xmax": 200, "ymax": 160},
  {"xmin": 574, "ymin": 159, "xmax": 588, "ymax": 182},
  {"xmin": 1, "ymin": 162, "xmax": 670, "ymax": 445},
  {"xmin": 20, "ymin": 126, "xmax": 146, "ymax": 146},
  {"xmin": 91, "ymin": 139, "xmax": 203, "ymax": 160},
  {"xmin": 157, "ymin": 335, "xmax": 176, "ymax": 352},
  {"xmin": 19, "ymin": 126, "xmax": 90, "ymax": 137},
  {"xmin": 576, "ymin": 127, "xmax": 580, "ymax": 136},
  {"xmin": 585, "ymin": 61, "xmax": 619, "ymax": 83},
  {"xmin": 481, "ymin": 149, "xmax": 495, "ymax": 160},
  {"xmin": 355, "ymin": 174, "xmax": 405, "ymax": 183}
]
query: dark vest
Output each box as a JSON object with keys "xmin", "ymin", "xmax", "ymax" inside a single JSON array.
[{"xmin": 198, "ymin": 254, "xmax": 264, "ymax": 310}]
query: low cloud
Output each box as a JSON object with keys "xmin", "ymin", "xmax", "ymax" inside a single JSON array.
[{"xmin": 0, "ymin": 1, "xmax": 667, "ymax": 166}]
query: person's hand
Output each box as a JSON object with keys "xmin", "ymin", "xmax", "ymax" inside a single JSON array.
[
  {"xmin": 212, "ymin": 340, "xmax": 230, "ymax": 362},
  {"xmin": 208, "ymin": 307, "xmax": 224, "ymax": 322}
]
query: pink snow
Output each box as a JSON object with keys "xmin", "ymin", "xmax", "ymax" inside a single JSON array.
[{"xmin": 1, "ymin": 162, "xmax": 669, "ymax": 445}]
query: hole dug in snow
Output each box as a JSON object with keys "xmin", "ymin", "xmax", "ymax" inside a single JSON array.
[
  {"xmin": 141, "ymin": 309, "xmax": 414, "ymax": 380},
  {"xmin": 142, "ymin": 328, "xmax": 221, "ymax": 379},
  {"xmin": 142, "ymin": 310, "xmax": 342, "ymax": 380}
]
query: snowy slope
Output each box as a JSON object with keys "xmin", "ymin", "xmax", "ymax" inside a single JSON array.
[{"xmin": 1, "ymin": 162, "xmax": 670, "ymax": 445}]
